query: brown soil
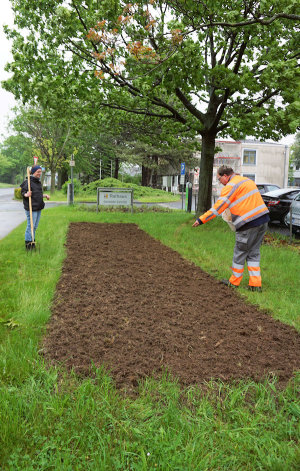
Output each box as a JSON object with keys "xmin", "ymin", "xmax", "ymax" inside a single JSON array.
[{"xmin": 43, "ymin": 223, "xmax": 300, "ymax": 390}]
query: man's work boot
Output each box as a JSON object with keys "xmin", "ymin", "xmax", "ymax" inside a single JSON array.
[
  {"xmin": 248, "ymin": 286, "xmax": 262, "ymax": 292},
  {"xmin": 221, "ymin": 279, "xmax": 238, "ymax": 288}
]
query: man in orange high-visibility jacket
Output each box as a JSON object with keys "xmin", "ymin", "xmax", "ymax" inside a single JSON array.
[{"xmin": 192, "ymin": 166, "xmax": 270, "ymax": 292}]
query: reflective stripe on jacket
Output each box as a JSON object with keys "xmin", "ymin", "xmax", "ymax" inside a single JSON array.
[{"xmin": 199, "ymin": 175, "xmax": 269, "ymax": 230}]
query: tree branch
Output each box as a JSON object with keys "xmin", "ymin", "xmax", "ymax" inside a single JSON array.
[{"xmin": 175, "ymin": 88, "xmax": 205, "ymax": 123}]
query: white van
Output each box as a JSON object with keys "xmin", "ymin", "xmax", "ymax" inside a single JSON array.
[{"xmin": 285, "ymin": 192, "xmax": 300, "ymax": 234}]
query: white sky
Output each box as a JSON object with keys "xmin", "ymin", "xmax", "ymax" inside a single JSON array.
[
  {"xmin": 0, "ymin": 0, "xmax": 15, "ymax": 141},
  {"xmin": 0, "ymin": 0, "xmax": 296, "ymax": 146}
]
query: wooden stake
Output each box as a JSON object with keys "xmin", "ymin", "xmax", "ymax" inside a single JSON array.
[{"xmin": 27, "ymin": 167, "xmax": 35, "ymax": 243}]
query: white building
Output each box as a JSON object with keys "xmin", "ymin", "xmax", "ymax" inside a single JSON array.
[
  {"xmin": 192, "ymin": 140, "xmax": 290, "ymax": 195},
  {"xmin": 214, "ymin": 139, "xmax": 289, "ymax": 187},
  {"xmin": 290, "ymin": 162, "xmax": 300, "ymax": 186},
  {"xmin": 160, "ymin": 139, "xmax": 292, "ymax": 193}
]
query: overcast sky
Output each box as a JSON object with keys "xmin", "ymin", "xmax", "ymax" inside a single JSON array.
[
  {"xmin": 0, "ymin": 0, "xmax": 15, "ymax": 141},
  {"xmin": 0, "ymin": 0, "xmax": 296, "ymax": 146}
]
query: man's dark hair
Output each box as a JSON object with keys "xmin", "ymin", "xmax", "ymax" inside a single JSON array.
[{"xmin": 218, "ymin": 166, "xmax": 234, "ymax": 176}]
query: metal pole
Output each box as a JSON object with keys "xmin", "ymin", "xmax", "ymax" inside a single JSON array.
[
  {"xmin": 69, "ymin": 154, "xmax": 74, "ymax": 205},
  {"xmin": 100, "ymin": 159, "xmax": 102, "ymax": 180},
  {"xmin": 283, "ymin": 145, "xmax": 288, "ymax": 187},
  {"xmin": 289, "ymin": 206, "xmax": 293, "ymax": 243}
]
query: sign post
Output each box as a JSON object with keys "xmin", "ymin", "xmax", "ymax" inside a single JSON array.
[
  {"xmin": 180, "ymin": 162, "xmax": 185, "ymax": 210},
  {"xmin": 185, "ymin": 182, "xmax": 192, "ymax": 212},
  {"xmin": 68, "ymin": 155, "xmax": 75, "ymax": 205}
]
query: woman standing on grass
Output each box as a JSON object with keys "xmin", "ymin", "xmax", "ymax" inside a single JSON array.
[{"xmin": 20, "ymin": 165, "xmax": 50, "ymax": 250}]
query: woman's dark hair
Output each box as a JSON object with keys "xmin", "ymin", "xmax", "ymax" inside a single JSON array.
[{"xmin": 218, "ymin": 166, "xmax": 234, "ymax": 176}]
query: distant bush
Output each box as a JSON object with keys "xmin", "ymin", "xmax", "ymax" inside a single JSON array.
[
  {"xmin": 14, "ymin": 188, "xmax": 22, "ymax": 200},
  {"xmin": 121, "ymin": 174, "xmax": 141, "ymax": 185},
  {"xmin": 82, "ymin": 178, "xmax": 175, "ymax": 200},
  {"xmin": 62, "ymin": 178, "xmax": 82, "ymax": 194},
  {"xmin": 82, "ymin": 178, "xmax": 131, "ymax": 194}
]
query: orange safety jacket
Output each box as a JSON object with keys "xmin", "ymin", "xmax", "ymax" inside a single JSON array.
[{"xmin": 199, "ymin": 175, "xmax": 269, "ymax": 230}]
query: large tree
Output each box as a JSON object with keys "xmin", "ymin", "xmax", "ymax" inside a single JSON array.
[
  {"xmin": 0, "ymin": 134, "xmax": 34, "ymax": 183},
  {"xmin": 10, "ymin": 106, "xmax": 76, "ymax": 192},
  {"xmin": 3, "ymin": 0, "xmax": 300, "ymax": 212}
]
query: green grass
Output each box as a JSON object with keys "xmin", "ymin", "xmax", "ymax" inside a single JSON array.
[
  {"xmin": 50, "ymin": 178, "xmax": 181, "ymax": 203},
  {"xmin": 0, "ymin": 206, "xmax": 299, "ymax": 470},
  {"xmin": 0, "ymin": 182, "xmax": 15, "ymax": 188},
  {"xmin": 49, "ymin": 190, "xmax": 180, "ymax": 203}
]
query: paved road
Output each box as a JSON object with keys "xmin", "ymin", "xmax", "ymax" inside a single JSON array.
[
  {"xmin": 0, "ymin": 188, "xmax": 66, "ymax": 240},
  {"xmin": 0, "ymin": 188, "xmax": 27, "ymax": 240}
]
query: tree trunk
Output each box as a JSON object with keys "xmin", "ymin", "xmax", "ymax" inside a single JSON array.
[
  {"xmin": 197, "ymin": 133, "xmax": 216, "ymax": 215},
  {"xmin": 50, "ymin": 168, "xmax": 56, "ymax": 194},
  {"xmin": 57, "ymin": 168, "xmax": 68, "ymax": 190},
  {"xmin": 141, "ymin": 165, "xmax": 151, "ymax": 186},
  {"xmin": 152, "ymin": 156, "xmax": 158, "ymax": 188},
  {"xmin": 114, "ymin": 158, "xmax": 119, "ymax": 180}
]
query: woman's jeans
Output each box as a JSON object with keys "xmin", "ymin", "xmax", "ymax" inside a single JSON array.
[{"xmin": 25, "ymin": 210, "xmax": 41, "ymax": 241}]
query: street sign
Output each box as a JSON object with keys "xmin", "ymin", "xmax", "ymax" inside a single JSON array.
[
  {"xmin": 180, "ymin": 175, "xmax": 185, "ymax": 185},
  {"xmin": 180, "ymin": 162, "xmax": 185, "ymax": 175},
  {"xmin": 69, "ymin": 160, "xmax": 75, "ymax": 166}
]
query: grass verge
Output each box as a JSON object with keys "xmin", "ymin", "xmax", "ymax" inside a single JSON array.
[
  {"xmin": 48, "ymin": 190, "xmax": 180, "ymax": 203},
  {"xmin": 0, "ymin": 206, "xmax": 299, "ymax": 470}
]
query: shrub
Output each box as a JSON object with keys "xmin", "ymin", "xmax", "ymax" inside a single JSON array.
[
  {"xmin": 121, "ymin": 174, "xmax": 142, "ymax": 185},
  {"xmin": 14, "ymin": 188, "xmax": 22, "ymax": 200},
  {"xmin": 82, "ymin": 178, "xmax": 176, "ymax": 200},
  {"xmin": 62, "ymin": 178, "xmax": 82, "ymax": 194},
  {"xmin": 82, "ymin": 178, "xmax": 132, "ymax": 194}
]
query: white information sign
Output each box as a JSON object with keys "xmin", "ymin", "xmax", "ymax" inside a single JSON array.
[
  {"xmin": 99, "ymin": 191, "xmax": 131, "ymax": 206},
  {"xmin": 97, "ymin": 187, "xmax": 134, "ymax": 213}
]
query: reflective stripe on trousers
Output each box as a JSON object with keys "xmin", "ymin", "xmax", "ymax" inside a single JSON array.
[{"xmin": 229, "ymin": 223, "xmax": 268, "ymax": 287}]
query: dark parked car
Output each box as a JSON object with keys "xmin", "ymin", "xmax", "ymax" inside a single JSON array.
[
  {"xmin": 262, "ymin": 188, "xmax": 300, "ymax": 224},
  {"xmin": 256, "ymin": 183, "xmax": 280, "ymax": 195}
]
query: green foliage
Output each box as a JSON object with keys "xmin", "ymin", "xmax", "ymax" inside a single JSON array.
[
  {"xmin": 82, "ymin": 177, "xmax": 178, "ymax": 200},
  {"xmin": 14, "ymin": 188, "xmax": 22, "ymax": 200},
  {"xmin": 121, "ymin": 173, "xmax": 141, "ymax": 185},
  {"xmin": 2, "ymin": 1, "xmax": 300, "ymax": 210},
  {"xmin": 61, "ymin": 178, "xmax": 82, "ymax": 195},
  {"xmin": 290, "ymin": 132, "xmax": 300, "ymax": 167},
  {"xmin": 0, "ymin": 207, "xmax": 299, "ymax": 469}
]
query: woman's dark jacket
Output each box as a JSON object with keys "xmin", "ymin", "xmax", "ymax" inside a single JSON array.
[{"xmin": 20, "ymin": 176, "xmax": 45, "ymax": 211}]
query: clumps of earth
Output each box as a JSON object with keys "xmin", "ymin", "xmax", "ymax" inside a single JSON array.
[{"xmin": 43, "ymin": 223, "xmax": 300, "ymax": 391}]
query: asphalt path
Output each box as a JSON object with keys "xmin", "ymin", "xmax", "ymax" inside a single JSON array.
[
  {"xmin": 0, "ymin": 187, "xmax": 294, "ymax": 240},
  {"xmin": 0, "ymin": 188, "xmax": 66, "ymax": 240}
]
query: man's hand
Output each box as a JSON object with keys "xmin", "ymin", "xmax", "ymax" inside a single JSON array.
[
  {"xmin": 192, "ymin": 218, "xmax": 203, "ymax": 227},
  {"xmin": 44, "ymin": 194, "xmax": 50, "ymax": 200},
  {"xmin": 25, "ymin": 191, "xmax": 32, "ymax": 197}
]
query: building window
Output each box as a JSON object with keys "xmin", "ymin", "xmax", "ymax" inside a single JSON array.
[
  {"xmin": 243, "ymin": 149, "xmax": 256, "ymax": 165},
  {"xmin": 243, "ymin": 174, "xmax": 255, "ymax": 181}
]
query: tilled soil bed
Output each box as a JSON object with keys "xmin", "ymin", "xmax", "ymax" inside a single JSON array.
[{"xmin": 43, "ymin": 222, "xmax": 300, "ymax": 390}]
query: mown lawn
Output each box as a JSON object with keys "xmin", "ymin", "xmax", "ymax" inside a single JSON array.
[{"xmin": 0, "ymin": 205, "xmax": 299, "ymax": 470}]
